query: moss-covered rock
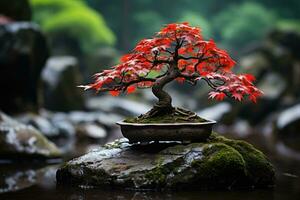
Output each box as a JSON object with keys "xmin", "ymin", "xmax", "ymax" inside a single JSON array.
[
  {"xmin": 56, "ymin": 133, "xmax": 275, "ymax": 190},
  {"xmin": 0, "ymin": 112, "xmax": 61, "ymax": 159}
]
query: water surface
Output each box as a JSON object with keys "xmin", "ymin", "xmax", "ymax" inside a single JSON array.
[{"xmin": 1, "ymin": 132, "xmax": 299, "ymax": 200}]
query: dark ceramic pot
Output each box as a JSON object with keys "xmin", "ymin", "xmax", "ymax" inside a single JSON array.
[{"xmin": 116, "ymin": 119, "xmax": 216, "ymax": 143}]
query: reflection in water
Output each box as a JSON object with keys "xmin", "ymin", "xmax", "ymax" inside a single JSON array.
[
  {"xmin": 0, "ymin": 131, "xmax": 300, "ymax": 200},
  {"xmin": 0, "ymin": 170, "xmax": 36, "ymax": 193},
  {"xmin": 54, "ymin": 189, "xmax": 275, "ymax": 200},
  {"xmin": 276, "ymin": 142, "xmax": 300, "ymax": 160},
  {"xmin": 0, "ymin": 164, "xmax": 58, "ymax": 194}
]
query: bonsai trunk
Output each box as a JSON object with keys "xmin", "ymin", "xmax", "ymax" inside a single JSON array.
[
  {"xmin": 141, "ymin": 70, "xmax": 179, "ymax": 118},
  {"xmin": 151, "ymin": 79, "xmax": 173, "ymax": 113},
  {"xmin": 138, "ymin": 67, "xmax": 201, "ymax": 121}
]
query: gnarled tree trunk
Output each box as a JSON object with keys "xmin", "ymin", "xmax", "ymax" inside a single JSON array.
[{"xmin": 142, "ymin": 69, "xmax": 179, "ymax": 118}]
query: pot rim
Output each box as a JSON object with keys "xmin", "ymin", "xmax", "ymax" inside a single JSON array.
[{"xmin": 116, "ymin": 118, "xmax": 217, "ymax": 126}]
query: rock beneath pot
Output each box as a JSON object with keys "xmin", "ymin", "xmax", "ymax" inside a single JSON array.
[
  {"xmin": 57, "ymin": 132, "xmax": 275, "ymax": 190},
  {"xmin": 41, "ymin": 56, "xmax": 85, "ymax": 111},
  {"xmin": 0, "ymin": 112, "xmax": 61, "ymax": 159},
  {"xmin": 0, "ymin": 22, "xmax": 49, "ymax": 113}
]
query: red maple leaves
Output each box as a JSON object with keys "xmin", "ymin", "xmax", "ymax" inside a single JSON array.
[
  {"xmin": 209, "ymin": 91, "xmax": 226, "ymax": 101},
  {"xmin": 203, "ymin": 72, "xmax": 262, "ymax": 102},
  {"xmin": 81, "ymin": 22, "xmax": 262, "ymax": 103}
]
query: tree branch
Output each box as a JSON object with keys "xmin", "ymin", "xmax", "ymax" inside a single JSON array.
[
  {"xmin": 97, "ymin": 77, "xmax": 156, "ymax": 93},
  {"xmin": 165, "ymin": 49, "xmax": 174, "ymax": 55},
  {"xmin": 178, "ymin": 55, "xmax": 213, "ymax": 61},
  {"xmin": 201, "ymin": 77, "xmax": 217, "ymax": 90},
  {"xmin": 178, "ymin": 73, "xmax": 199, "ymax": 85}
]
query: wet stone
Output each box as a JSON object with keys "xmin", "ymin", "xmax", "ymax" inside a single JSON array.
[
  {"xmin": 0, "ymin": 112, "xmax": 61, "ymax": 159},
  {"xmin": 57, "ymin": 133, "xmax": 275, "ymax": 190}
]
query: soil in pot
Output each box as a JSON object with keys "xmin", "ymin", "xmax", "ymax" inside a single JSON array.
[{"xmin": 124, "ymin": 107, "xmax": 207, "ymax": 124}]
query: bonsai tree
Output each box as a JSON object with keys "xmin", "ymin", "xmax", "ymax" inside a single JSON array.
[{"xmin": 81, "ymin": 22, "xmax": 262, "ymax": 121}]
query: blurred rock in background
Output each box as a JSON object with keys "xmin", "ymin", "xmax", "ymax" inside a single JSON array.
[
  {"xmin": 41, "ymin": 56, "xmax": 85, "ymax": 111},
  {"xmin": 0, "ymin": 22, "xmax": 49, "ymax": 114},
  {"xmin": 86, "ymin": 96, "xmax": 151, "ymax": 117},
  {"xmin": 239, "ymin": 29, "xmax": 300, "ymax": 128},
  {"xmin": 0, "ymin": 111, "xmax": 61, "ymax": 159},
  {"xmin": 84, "ymin": 47, "xmax": 119, "ymax": 76}
]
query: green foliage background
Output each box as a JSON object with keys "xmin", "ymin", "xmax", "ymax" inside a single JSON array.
[
  {"xmin": 30, "ymin": 0, "xmax": 300, "ymax": 54},
  {"xmin": 86, "ymin": 0, "xmax": 299, "ymax": 53},
  {"xmin": 30, "ymin": 0, "xmax": 115, "ymax": 53},
  {"xmin": 213, "ymin": 2, "xmax": 276, "ymax": 49}
]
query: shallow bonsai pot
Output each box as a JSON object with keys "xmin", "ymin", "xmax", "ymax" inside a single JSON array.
[{"xmin": 116, "ymin": 119, "xmax": 216, "ymax": 142}]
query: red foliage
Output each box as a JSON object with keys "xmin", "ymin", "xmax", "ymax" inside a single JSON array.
[
  {"xmin": 80, "ymin": 22, "xmax": 262, "ymax": 103},
  {"xmin": 126, "ymin": 85, "xmax": 136, "ymax": 94},
  {"xmin": 109, "ymin": 90, "xmax": 120, "ymax": 97}
]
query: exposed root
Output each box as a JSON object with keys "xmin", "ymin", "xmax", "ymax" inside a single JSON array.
[
  {"xmin": 134, "ymin": 107, "xmax": 203, "ymax": 123},
  {"xmin": 173, "ymin": 107, "xmax": 199, "ymax": 121},
  {"xmin": 139, "ymin": 105, "xmax": 174, "ymax": 119}
]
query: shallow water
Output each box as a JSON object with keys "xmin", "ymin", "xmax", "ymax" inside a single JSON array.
[{"xmin": 1, "ymin": 132, "xmax": 300, "ymax": 200}]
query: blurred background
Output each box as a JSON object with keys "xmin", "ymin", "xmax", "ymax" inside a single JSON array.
[{"xmin": 0, "ymin": 0, "xmax": 300, "ymax": 199}]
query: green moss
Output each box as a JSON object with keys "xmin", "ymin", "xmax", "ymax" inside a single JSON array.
[
  {"xmin": 144, "ymin": 156, "xmax": 169, "ymax": 185},
  {"xmin": 207, "ymin": 132, "xmax": 275, "ymax": 186},
  {"xmin": 145, "ymin": 166, "xmax": 167, "ymax": 185},
  {"xmin": 124, "ymin": 112, "xmax": 207, "ymax": 124},
  {"xmin": 144, "ymin": 154, "xmax": 184, "ymax": 187},
  {"xmin": 144, "ymin": 141, "xmax": 249, "ymax": 188},
  {"xmin": 191, "ymin": 143, "xmax": 246, "ymax": 186},
  {"xmin": 226, "ymin": 140, "xmax": 275, "ymax": 185}
]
